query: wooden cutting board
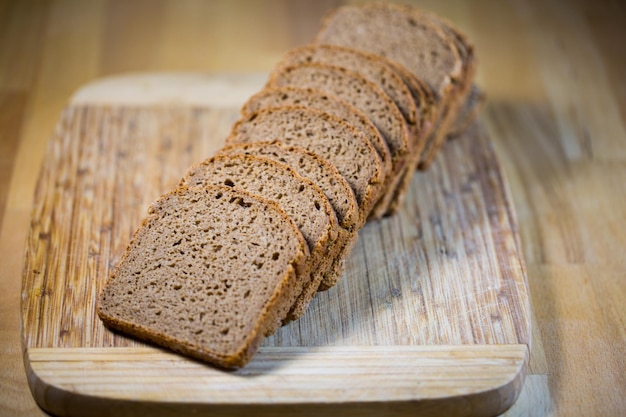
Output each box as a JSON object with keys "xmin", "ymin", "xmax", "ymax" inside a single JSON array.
[{"xmin": 21, "ymin": 74, "xmax": 531, "ymax": 417}]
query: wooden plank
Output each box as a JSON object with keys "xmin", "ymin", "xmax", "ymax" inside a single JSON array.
[
  {"xmin": 20, "ymin": 74, "xmax": 531, "ymax": 415},
  {"xmin": 26, "ymin": 345, "xmax": 526, "ymax": 417}
]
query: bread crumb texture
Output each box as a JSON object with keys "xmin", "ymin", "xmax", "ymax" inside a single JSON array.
[{"xmin": 98, "ymin": 186, "xmax": 307, "ymax": 367}]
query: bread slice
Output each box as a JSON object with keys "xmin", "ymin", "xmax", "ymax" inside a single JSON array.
[
  {"xmin": 179, "ymin": 154, "xmax": 340, "ymax": 323},
  {"xmin": 217, "ymin": 141, "xmax": 359, "ymax": 230},
  {"xmin": 240, "ymin": 86, "xmax": 392, "ymax": 180},
  {"xmin": 217, "ymin": 141, "xmax": 359, "ymax": 293},
  {"xmin": 97, "ymin": 185, "xmax": 309, "ymax": 368},
  {"xmin": 313, "ymin": 3, "xmax": 465, "ymax": 169},
  {"xmin": 266, "ymin": 63, "xmax": 409, "ymax": 172},
  {"xmin": 225, "ymin": 106, "xmax": 385, "ymax": 219},
  {"xmin": 274, "ymin": 44, "xmax": 419, "ymax": 126},
  {"xmin": 314, "ymin": 3, "xmax": 462, "ymax": 101},
  {"xmin": 265, "ymin": 63, "xmax": 410, "ymax": 219}
]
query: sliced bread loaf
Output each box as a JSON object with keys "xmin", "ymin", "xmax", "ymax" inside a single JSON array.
[
  {"xmin": 217, "ymin": 141, "xmax": 359, "ymax": 292},
  {"xmin": 217, "ymin": 141, "xmax": 359, "ymax": 230},
  {"xmin": 240, "ymin": 86, "xmax": 392, "ymax": 179},
  {"xmin": 225, "ymin": 106, "xmax": 385, "ymax": 219},
  {"xmin": 266, "ymin": 63, "xmax": 410, "ymax": 169},
  {"xmin": 179, "ymin": 154, "xmax": 340, "ymax": 323},
  {"xmin": 97, "ymin": 185, "xmax": 309, "ymax": 368}
]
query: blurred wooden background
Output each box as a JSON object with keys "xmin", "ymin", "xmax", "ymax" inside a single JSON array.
[{"xmin": 1, "ymin": 0, "xmax": 624, "ymax": 415}]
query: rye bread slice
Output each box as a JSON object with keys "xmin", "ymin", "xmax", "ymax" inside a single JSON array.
[
  {"xmin": 314, "ymin": 3, "xmax": 462, "ymax": 100},
  {"xmin": 97, "ymin": 185, "xmax": 309, "ymax": 369},
  {"xmin": 274, "ymin": 44, "xmax": 419, "ymax": 127},
  {"xmin": 240, "ymin": 86, "xmax": 392, "ymax": 180},
  {"xmin": 217, "ymin": 141, "xmax": 359, "ymax": 230},
  {"xmin": 180, "ymin": 154, "xmax": 340, "ymax": 323},
  {"xmin": 225, "ymin": 106, "xmax": 385, "ymax": 219},
  {"xmin": 313, "ymin": 3, "xmax": 464, "ymax": 170},
  {"xmin": 266, "ymin": 63, "xmax": 410, "ymax": 170},
  {"xmin": 265, "ymin": 63, "xmax": 411, "ymax": 219},
  {"xmin": 217, "ymin": 141, "xmax": 359, "ymax": 292}
]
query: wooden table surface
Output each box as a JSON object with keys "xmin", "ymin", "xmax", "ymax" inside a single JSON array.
[{"xmin": 1, "ymin": 1, "xmax": 624, "ymax": 416}]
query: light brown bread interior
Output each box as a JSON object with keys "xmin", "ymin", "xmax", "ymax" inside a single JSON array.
[
  {"xmin": 97, "ymin": 185, "xmax": 309, "ymax": 368},
  {"xmin": 240, "ymin": 86, "xmax": 392, "ymax": 180},
  {"xmin": 180, "ymin": 154, "xmax": 341, "ymax": 322},
  {"xmin": 226, "ymin": 105, "xmax": 385, "ymax": 219},
  {"xmin": 217, "ymin": 141, "xmax": 359, "ymax": 293}
]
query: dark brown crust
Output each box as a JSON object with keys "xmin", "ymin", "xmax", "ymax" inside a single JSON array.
[{"xmin": 315, "ymin": 227, "xmax": 359, "ymax": 292}]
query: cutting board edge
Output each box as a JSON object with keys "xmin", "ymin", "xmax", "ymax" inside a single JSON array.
[{"xmin": 24, "ymin": 344, "xmax": 529, "ymax": 417}]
